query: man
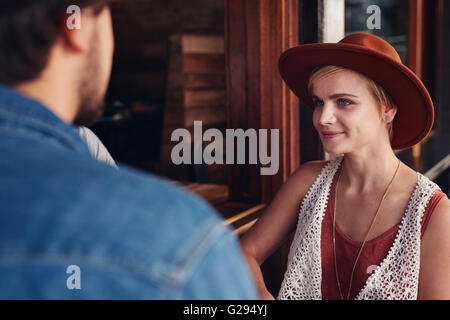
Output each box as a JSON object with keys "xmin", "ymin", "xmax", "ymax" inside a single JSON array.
[{"xmin": 0, "ymin": 1, "xmax": 257, "ymax": 299}]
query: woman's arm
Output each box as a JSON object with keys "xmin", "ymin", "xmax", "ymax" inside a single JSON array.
[
  {"xmin": 240, "ymin": 160, "xmax": 326, "ymax": 299},
  {"xmin": 418, "ymin": 196, "xmax": 450, "ymax": 299},
  {"xmin": 241, "ymin": 249, "xmax": 275, "ymax": 299}
]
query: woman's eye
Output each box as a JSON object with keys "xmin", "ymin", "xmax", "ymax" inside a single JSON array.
[
  {"xmin": 337, "ymin": 99, "xmax": 352, "ymax": 106},
  {"xmin": 313, "ymin": 99, "xmax": 324, "ymax": 108}
]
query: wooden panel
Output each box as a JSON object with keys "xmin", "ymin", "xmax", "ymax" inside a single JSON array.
[
  {"xmin": 226, "ymin": 0, "xmax": 299, "ymax": 203},
  {"xmin": 184, "ymin": 105, "xmax": 227, "ymax": 127},
  {"xmin": 183, "ymin": 54, "xmax": 225, "ymax": 73},
  {"xmin": 408, "ymin": 0, "xmax": 424, "ymax": 77},
  {"xmin": 298, "ymin": 0, "xmax": 322, "ymax": 163},
  {"xmin": 407, "ymin": 0, "xmax": 442, "ymax": 169},
  {"xmin": 182, "ymin": 35, "xmax": 225, "ymax": 54},
  {"xmin": 225, "ymin": 0, "xmax": 259, "ymax": 202},
  {"xmin": 160, "ymin": 34, "xmax": 227, "ymax": 184},
  {"xmin": 184, "ymin": 73, "xmax": 226, "ymax": 89},
  {"xmin": 108, "ymin": 0, "xmax": 224, "ymax": 102},
  {"xmin": 225, "ymin": 0, "xmax": 299, "ymax": 298},
  {"xmin": 183, "ymin": 89, "xmax": 227, "ymax": 109}
]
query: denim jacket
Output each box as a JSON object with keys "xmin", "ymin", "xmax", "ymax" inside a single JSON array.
[{"xmin": 0, "ymin": 85, "xmax": 257, "ymax": 299}]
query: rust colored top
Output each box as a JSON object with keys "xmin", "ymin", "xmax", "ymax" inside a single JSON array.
[{"xmin": 321, "ymin": 163, "xmax": 447, "ymax": 300}]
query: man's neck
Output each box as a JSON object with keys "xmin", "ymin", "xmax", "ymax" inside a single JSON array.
[{"xmin": 14, "ymin": 79, "xmax": 78, "ymax": 124}]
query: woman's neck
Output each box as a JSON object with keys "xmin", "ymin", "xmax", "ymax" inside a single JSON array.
[{"xmin": 339, "ymin": 150, "xmax": 401, "ymax": 196}]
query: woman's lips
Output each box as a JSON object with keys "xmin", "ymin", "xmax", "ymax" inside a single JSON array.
[{"xmin": 322, "ymin": 132, "xmax": 344, "ymax": 139}]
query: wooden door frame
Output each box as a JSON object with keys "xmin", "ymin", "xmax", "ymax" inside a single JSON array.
[
  {"xmin": 224, "ymin": 0, "xmax": 300, "ymax": 296},
  {"xmin": 407, "ymin": 0, "xmax": 443, "ymax": 170},
  {"xmin": 225, "ymin": 0, "xmax": 300, "ymax": 205}
]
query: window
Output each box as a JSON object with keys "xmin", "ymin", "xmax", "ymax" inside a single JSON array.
[{"xmin": 345, "ymin": 0, "xmax": 408, "ymax": 63}]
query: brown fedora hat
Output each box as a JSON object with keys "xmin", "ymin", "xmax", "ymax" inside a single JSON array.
[{"xmin": 278, "ymin": 33, "xmax": 434, "ymax": 150}]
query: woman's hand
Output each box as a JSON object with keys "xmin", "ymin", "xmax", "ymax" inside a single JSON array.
[
  {"xmin": 259, "ymin": 289, "xmax": 275, "ymax": 300},
  {"xmin": 240, "ymin": 161, "xmax": 327, "ymax": 301}
]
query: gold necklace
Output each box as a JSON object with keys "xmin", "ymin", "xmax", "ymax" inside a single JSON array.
[{"xmin": 332, "ymin": 158, "xmax": 401, "ymax": 300}]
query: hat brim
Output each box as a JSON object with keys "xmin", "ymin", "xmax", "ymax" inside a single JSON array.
[{"xmin": 279, "ymin": 43, "xmax": 434, "ymax": 150}]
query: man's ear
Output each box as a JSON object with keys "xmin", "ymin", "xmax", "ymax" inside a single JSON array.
[{"xmin": 59, "ymin": 8, "xmax": 96, "ymax": 54}]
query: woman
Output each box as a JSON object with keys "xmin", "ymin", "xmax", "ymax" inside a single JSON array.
[{"xmin": 241, "ymin": 33, "xmax": 450, "ymax": 300}]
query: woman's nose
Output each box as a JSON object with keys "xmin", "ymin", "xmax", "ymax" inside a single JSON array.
[{"xmin": 317, "ymin": 104, "xmax": 336, "ymax": 125}]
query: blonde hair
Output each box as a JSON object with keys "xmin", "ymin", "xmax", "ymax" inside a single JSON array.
[{"xmin": 308, "ymin": 65, "xmax": 395, "ymax": 141}]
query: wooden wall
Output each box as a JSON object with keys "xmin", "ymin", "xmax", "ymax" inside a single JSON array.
[
  {"xmin": 159, "ymin": 34, "xmax": 227, "ymax": 183},
  {"xmin": 107, "ymin": 0, "xmax": 224, "ymax": 104},
  {"xmin": 225, "ymin": 0, "xmax": 300, "ymax": 203},
  {"xmin": 95, "ymin": 0, "xmax": 225, "ymax": 175}
]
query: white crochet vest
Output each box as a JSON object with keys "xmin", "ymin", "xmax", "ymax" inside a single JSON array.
[{"xmin": 278, "ymin": 156, "xmax": 441, "ymax": 300}]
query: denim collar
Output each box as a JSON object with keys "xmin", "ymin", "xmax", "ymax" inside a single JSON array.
[{"xmin": 0, "ymin": 84, "xmax": 90, "ymax": 155}]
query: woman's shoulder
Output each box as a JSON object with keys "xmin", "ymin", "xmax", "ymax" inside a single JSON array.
[
  {"xmin": 425, "ymin": 192, "xmax": 450, "ymax": 229},
  {"xmin": 399, "ymin": 162, "xmax": 444, "ymax": 196},
  {"xmin": 292, "ymin": 158, "xmax": 340, "ymax": 179},
  {"xmin": 276, "ymin": 157, "xmax": 342, "ymax": 210},
  {"xmin": 287, "ymin": 159, "xmax": 333, "ymax": 193},
  {"xmin": 418, "ymin": 194, "xmax": 450, "ymax": 299}
]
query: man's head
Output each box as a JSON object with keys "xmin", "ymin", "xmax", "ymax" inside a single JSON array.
[{"xmin": 0, "ymin": 0, "xmax": 114, "ymax": 125}]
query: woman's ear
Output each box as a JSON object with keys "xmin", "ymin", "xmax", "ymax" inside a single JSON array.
[{"xmin": 383, "ymin": 105, "xmax": 397, "ymax": 123}]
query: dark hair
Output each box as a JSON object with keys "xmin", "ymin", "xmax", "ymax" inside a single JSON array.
[{"xmin": 0, "ymin": 0, "xmax": 108, "ymax": 85}]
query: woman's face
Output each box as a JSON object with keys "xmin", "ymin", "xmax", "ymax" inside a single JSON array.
[{"xmin": 310, "ymin": 69, "xmax": 387, "ymax": 155}]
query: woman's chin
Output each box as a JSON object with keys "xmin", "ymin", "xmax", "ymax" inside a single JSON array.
[{"xmin": 322, "ymin": 144, "xmax": 346, "ymax": 155}]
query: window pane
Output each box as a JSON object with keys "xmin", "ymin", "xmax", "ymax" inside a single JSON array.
[{"xmin": 345, "ymin": 0, "xmax": 408, "ymax": 63}]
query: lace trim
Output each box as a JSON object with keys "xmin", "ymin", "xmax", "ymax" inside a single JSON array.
[
  {"xmin": 278, "ymin": 157, "xmax": 343, "ymax": 300},
  {"xmin": 356, "ymin": 173, "xmax": 440, "ymax": 300}
]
